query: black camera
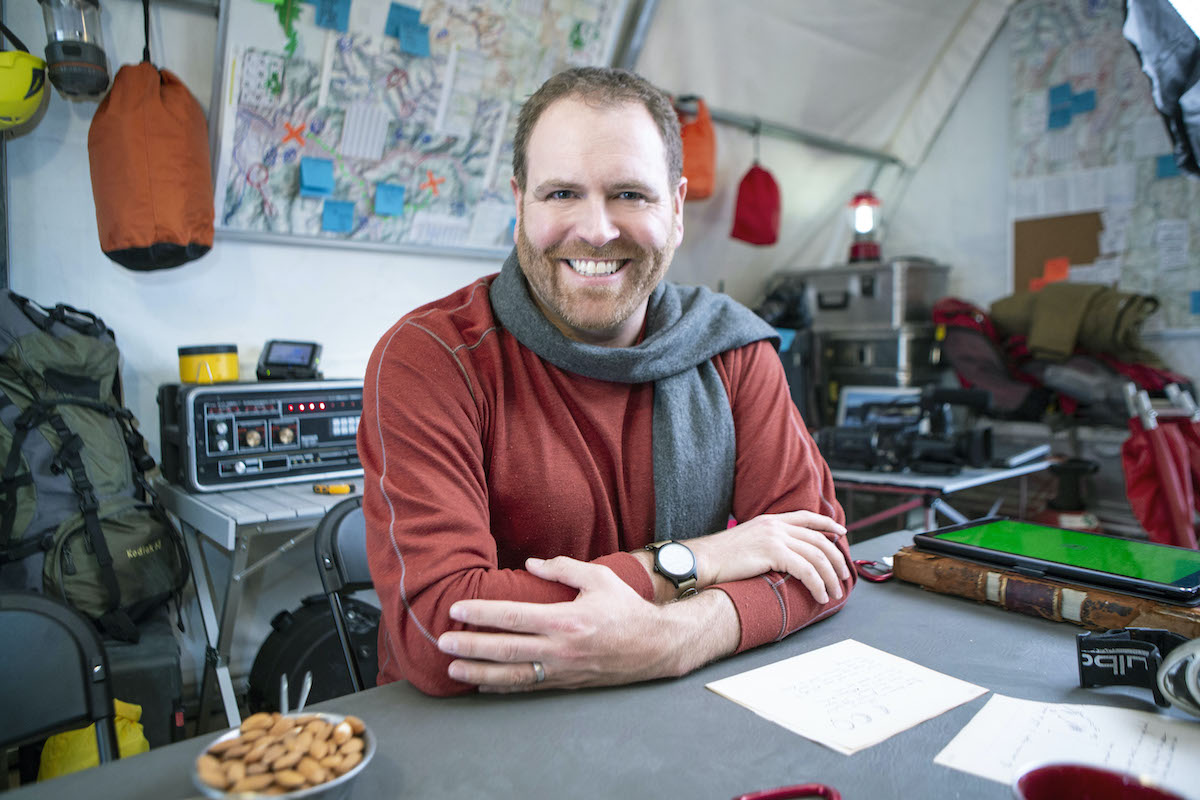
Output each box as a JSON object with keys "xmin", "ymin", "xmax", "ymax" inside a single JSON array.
[{"xmin": 816, "ymin": 387, "xmax": 993, "ymax": 475}]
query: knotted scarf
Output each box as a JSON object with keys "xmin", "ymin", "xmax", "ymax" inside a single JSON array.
[{"xmin": 489, "ymin": 249, "xmax": 778, "ymax": 541}]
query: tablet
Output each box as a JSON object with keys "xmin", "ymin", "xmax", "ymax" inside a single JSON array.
[{"xmin": 912, "ymin": 517, "xmax": 1200, "ymax": 606}]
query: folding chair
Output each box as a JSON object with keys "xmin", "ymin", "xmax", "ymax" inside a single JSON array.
[
  {"xmin": 313, "ymin": 495, "xmax": 374, "ymax": 693},
  {"xmin": 0, "ymin": 591, "xmax": 120, "ymax": 772}
]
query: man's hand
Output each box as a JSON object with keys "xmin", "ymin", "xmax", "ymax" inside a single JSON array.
[
  {"xmin": 436, "ymin": 556, "xmax": 739, "ymax": 692},
  {"xmin": 688, "ymin": 510, "xmax": 851, "ymax": 604}
]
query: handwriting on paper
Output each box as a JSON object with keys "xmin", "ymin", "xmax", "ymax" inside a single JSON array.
[
  {"xmin": 706, "ymin": 639, "xmax": 987, "ymax": 755},
  {"xmin": 935, "ymin": 694, "xmax": 1200, "ymax": 793}
]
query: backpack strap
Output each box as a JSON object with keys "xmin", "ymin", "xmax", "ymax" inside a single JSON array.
[
  {"xmin": 0, "ymin": 403, "xmax": 49, "ymax": 548},
  {"xmin": 42, "ymin": 409, "xmax": 142, "ymax": 642}
]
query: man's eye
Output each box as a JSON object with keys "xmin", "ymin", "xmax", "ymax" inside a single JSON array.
[
  {"xmin": 616, "ymin": 191, "xmax": 645, "ymax": 201},
  {"xmin": 547, "ymin": 190, "xmax": 575, "ymax": 200}
]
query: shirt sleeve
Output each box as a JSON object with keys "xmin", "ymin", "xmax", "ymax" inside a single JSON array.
[
  {"xmin": 358, "ymin": 319, "xmax": 652, "ymax": 697},
  {"xmin": 710, "ymin": 339, "xmax": 856, "ymax": 652}
]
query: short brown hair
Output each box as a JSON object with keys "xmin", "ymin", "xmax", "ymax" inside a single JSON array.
[{"xmin": 511, "ymin": 67, "xmax": 682, "ymax": 191}]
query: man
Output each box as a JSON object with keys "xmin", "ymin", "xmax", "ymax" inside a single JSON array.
[{"xmin": 359, "ymin": 67, "xmax": 853, "ymax": 697}]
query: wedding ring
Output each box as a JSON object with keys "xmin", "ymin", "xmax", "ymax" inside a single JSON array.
[{"xmin": 532, "ymin": 661, "xmax": 546, "ymax": 684}]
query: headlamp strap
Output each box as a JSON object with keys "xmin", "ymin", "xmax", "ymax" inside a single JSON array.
[{"xmin": 1077, "ymin": 628, "xmax": 1188, "ymax": 707}]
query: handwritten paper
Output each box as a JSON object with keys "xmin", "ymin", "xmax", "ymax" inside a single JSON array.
[
  {"xmin": 705, "ymin": 639, "xmax": 986, "ymax": 755},
  {"xmin": 934, "ymin": 694, "xmax": 1200, "ymax": 794}
]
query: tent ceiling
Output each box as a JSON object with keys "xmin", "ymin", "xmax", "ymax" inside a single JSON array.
[{"xmin": 633, "ymin": 0, "xmax": 1014, "ymax": 167}]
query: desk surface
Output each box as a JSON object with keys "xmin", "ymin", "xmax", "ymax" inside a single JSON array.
[
  {"xmin": 832, "ymin": 459, "xmax": 1052, "ymax": 493},
  {"xmin": 157, "ymin": 479, "xmax": 362, "ymax": 550},
  {"xmin": 10, "ymin": 529, "xmax": 1189, "ymax": 800}
]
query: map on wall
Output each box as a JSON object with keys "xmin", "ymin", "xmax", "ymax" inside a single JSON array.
[
  {"xmin": 1007, "ymin": 0, "xmax": 1199, "ymax": 330},
  {"xmin": 212, "ymin": 0, "xmax": 630, "ymax": 257}
]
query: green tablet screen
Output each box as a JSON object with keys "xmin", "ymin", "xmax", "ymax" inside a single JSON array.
[{"xmin": 927, "ymin": 519, "xmax": 1200, "ymax": 585}]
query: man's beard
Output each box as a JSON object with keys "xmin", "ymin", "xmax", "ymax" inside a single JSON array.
[{"xmin": 515, "ymin": 219, "xmax": 675, "ymax": 339}]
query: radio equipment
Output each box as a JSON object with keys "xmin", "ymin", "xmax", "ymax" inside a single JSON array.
[{"xmin": 158, "ymin": 380, "xmax": 363, "ymax": 492}]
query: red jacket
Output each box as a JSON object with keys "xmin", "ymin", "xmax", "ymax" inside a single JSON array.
[{"xmin": 359, "ymin": 276, "xmax": 851, "ymax": 696}]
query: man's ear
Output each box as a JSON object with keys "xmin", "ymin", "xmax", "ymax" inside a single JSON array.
[
  {"xmin": 510, "ymin": 176, "xmax": 523, "ymax": 245},
  {"xmin": 673, "ymin": 177, "xmax": 688, "ymax": 247}
]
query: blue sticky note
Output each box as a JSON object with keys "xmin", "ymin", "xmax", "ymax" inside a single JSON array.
[
  {"xmin": 300, "ymin": 157, "xmax": 335, "ymax": 197},
  {"xmin": 1156, "ymin": 154, "xmax": 1181, "ymax": 178},
  {"xmin": 1047, "ymin": 108, "xmax": 1072, "ymax": 130},
  {"xmin": 1071, "ymin": 89, "xmax": 1096, "ymax": 114},
  {"xmin": 374, "ymin": 183, "xmax": 406, "ymax": 216},
  {"xmin": 322, "ymin": 200, "xmax": 355, "ymax": 233},
  {"xmin": 385, "ymin": 2, "xmax": 421, "ymax": 38},
  {"xmin": 1048, "ymin": 82, "xmax": 1073, "ymax": 109},
  {"xmin": 1191, "ymin": 291, "xmax": 1200, "ymax": 315},
  {"xmin": 314, "ymin": 0, "xmax": 350, "ymax": 32},
  {"xmin": 399, "ymin": 23, "xmax": 430, "ymax": 57}
]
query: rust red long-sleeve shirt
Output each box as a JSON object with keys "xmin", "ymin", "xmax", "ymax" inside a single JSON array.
[{"xmin": 358, "ymin": 276, "xmax": 852, "ymax": 696}]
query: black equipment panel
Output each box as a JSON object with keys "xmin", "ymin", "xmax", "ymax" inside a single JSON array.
[{"xmin": 158, "ymin": 380, "xmax": 362, "ymax": 492}]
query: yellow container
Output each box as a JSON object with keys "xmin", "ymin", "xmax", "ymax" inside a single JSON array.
[{"xmin": 178, "ymin": 344, "xmax": 239, "ymax": 384}]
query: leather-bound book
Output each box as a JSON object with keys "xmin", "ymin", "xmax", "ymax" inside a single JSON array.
[{"xmin": 892, "ymin": 546, "xmax": 1200, "ymax": 638}]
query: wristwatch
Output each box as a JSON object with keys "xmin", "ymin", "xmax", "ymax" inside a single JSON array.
[{"xmin": 645, "ymin": 540, "xmax": 699, "ymax": 599}]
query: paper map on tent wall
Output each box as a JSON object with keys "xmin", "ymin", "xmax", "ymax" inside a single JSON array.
[
  {"xmin": 212, "ymin": 0, "xmax": 629, "ymax": 256},
  {"xmin": 1007, "ymin": 0, "xmax": 1200, "ymax": 330}
]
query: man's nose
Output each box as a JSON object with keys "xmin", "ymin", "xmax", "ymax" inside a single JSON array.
[{"xmin": 572, "ymin": 198, "xmax": 620, "ymax": 247}]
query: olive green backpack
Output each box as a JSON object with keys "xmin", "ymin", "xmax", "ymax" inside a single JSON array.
[{"xmin": 0, "ymin": 291, "xmax": 188, "ymax": 642}]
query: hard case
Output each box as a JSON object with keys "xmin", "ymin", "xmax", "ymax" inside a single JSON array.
[{"xmin": 767, "ymin": 258, "xmax": 950, "ymax": 331}]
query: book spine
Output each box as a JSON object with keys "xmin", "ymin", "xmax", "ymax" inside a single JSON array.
[{"xmin": 892, "ymin": 549, "xmax": 1200, "ymax": 639}]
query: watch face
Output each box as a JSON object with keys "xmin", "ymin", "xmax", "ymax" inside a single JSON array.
[{"xmin": 658, "ymin": 542, "xmax": 696, "ymax": 577}]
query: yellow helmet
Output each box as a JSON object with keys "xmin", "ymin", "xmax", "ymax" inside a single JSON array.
[
  {"xmin": 0, "ymin": 19, "xmax": 47, "ymax": 132},
  {"xmin": 0, "ymin": 50, "xmax": 46, "ymax": 130}
]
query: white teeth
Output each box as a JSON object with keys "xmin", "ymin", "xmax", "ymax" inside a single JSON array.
[{"xmin": 567, "ymin": 259, "xmax": 621, "ymax": 276}]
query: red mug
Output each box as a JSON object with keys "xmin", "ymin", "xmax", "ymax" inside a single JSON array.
[{"xmin": 1013, "ymin": 763, "xmax": 1186, "ymax": 800}]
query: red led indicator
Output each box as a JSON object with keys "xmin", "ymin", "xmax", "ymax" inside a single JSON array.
[
  {"xmin": 309, "ymin": 403, "xmax": 316, "ymax": 410},
  {"xmin": 319, "ymin": 402, "xmax": 326, "ymax": 410},
  {"xmin": 287, "ymin": 404, "xmax": 294, "ymax": 411}
]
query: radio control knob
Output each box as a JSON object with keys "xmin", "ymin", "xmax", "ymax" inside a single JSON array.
[
  {"xmin": 277, "ymin": 427, "xmax": 295, "ymax": 444},
  {"xmin": 245, "ymin": 429, "xmax": 263, "ymax": 448},
  {"xmin": 216, "ymin": 439, "xmax": 229, "ymax": 452},
  {"xmin": 234, "ymin": 461, "xmax": 246, "ymax": 474},
  {"xmin": 215, "ymin": 421, "xmax": 229, "ymax": 435}
]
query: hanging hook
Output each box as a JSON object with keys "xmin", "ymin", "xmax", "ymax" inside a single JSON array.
[{"xmin": 752, "ymin": 118, "xmax": 762, "ymax": 163}]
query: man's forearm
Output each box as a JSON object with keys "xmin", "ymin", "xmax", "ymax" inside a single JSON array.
[{"xmin": 656, "ymin": 588, "xmax": 741, "ymax": 677}]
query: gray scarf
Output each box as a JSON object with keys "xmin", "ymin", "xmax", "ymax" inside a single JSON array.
[{"xmin": 489, "ymin": 249, "xmax": 778, "ymax": 540}]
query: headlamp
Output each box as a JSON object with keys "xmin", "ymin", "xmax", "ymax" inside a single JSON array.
[{"xmin": 1077, "ymin": 628, "xmax": 1200, "ymax": 717}]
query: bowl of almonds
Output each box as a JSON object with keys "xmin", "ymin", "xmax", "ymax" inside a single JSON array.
[{"xmin": 193, "ymin": 711, "xmax": 374, "ymax": 799}]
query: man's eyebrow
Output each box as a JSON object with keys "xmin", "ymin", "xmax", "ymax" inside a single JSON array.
[
  {"xmin": 607, "ymin": 180, "xmax": 659, "ymax": 196},
  {"xmin": 531, "ymin": 180, "xmax": 586, "ymax": 196}
]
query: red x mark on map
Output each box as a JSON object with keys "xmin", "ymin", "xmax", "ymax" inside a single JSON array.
[
  {"xmin": 419, "ymin": 170, "xmax": 445, "ymax": 197},
  {"xmin": 282, "ymin": 121, "xmax": 306, "ymax": 146}
]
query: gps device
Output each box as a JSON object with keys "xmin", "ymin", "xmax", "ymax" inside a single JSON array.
[
  {"xmin": 912, "ymin": 517, "xmax": 1200, "ymax": 606},
  {"xmin": 257, "ymin": 340, "xmax": 323, "ymax": 381}
]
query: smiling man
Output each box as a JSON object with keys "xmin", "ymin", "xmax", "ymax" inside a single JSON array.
[{"xmin": 359, "ymin": 67, "xmax": 854, "ymax": 697}]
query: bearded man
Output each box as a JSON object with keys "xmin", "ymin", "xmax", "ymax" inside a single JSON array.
[{"xmin": 359, "ymin": 67, "xmax": 854, "ymax": 696}]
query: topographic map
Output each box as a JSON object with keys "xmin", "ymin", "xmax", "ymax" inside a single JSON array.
[
  {"xmin": 1008, "ymin": 0, "xmax": 1199, "ymax": 329},
  {"xmin": 213, "ymin": 0, "xmax": 628, "ymax": 255}
]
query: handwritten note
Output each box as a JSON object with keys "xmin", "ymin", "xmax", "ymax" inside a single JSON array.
[
  {"xmin": 934, "ymin": 694, "xmax": 1200, "ymax": 794},
  {"xmin": 705, "ymin": 639, "xmax": 986, "ymax": 755}
]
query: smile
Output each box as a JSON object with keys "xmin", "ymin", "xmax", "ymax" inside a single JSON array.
[{"xmin": 566, "ymin": 258, "xmax": 625, "ymax": 276}]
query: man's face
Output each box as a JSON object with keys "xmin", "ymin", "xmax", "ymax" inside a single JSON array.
[{"xmin": 512, "ymin": 96, "xmax": 686, "ymax": 347}]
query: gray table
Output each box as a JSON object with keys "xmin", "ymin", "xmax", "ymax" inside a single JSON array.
[
  {"xmin": 156, "ymin": 479, "xmax": 363, "ymax": 731},
  {"xmin": 10, "ymin": 529, "xmax": 1188, "ymax": 799}
]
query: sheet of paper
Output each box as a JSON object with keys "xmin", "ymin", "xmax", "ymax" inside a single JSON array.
[
  {"xmin": 935, "ymin": 694, "xmax": 1200, "ymax": 795},
  {"xmin": 706, "ymin": 639, "xmax": 987, "ymax": 755}
]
